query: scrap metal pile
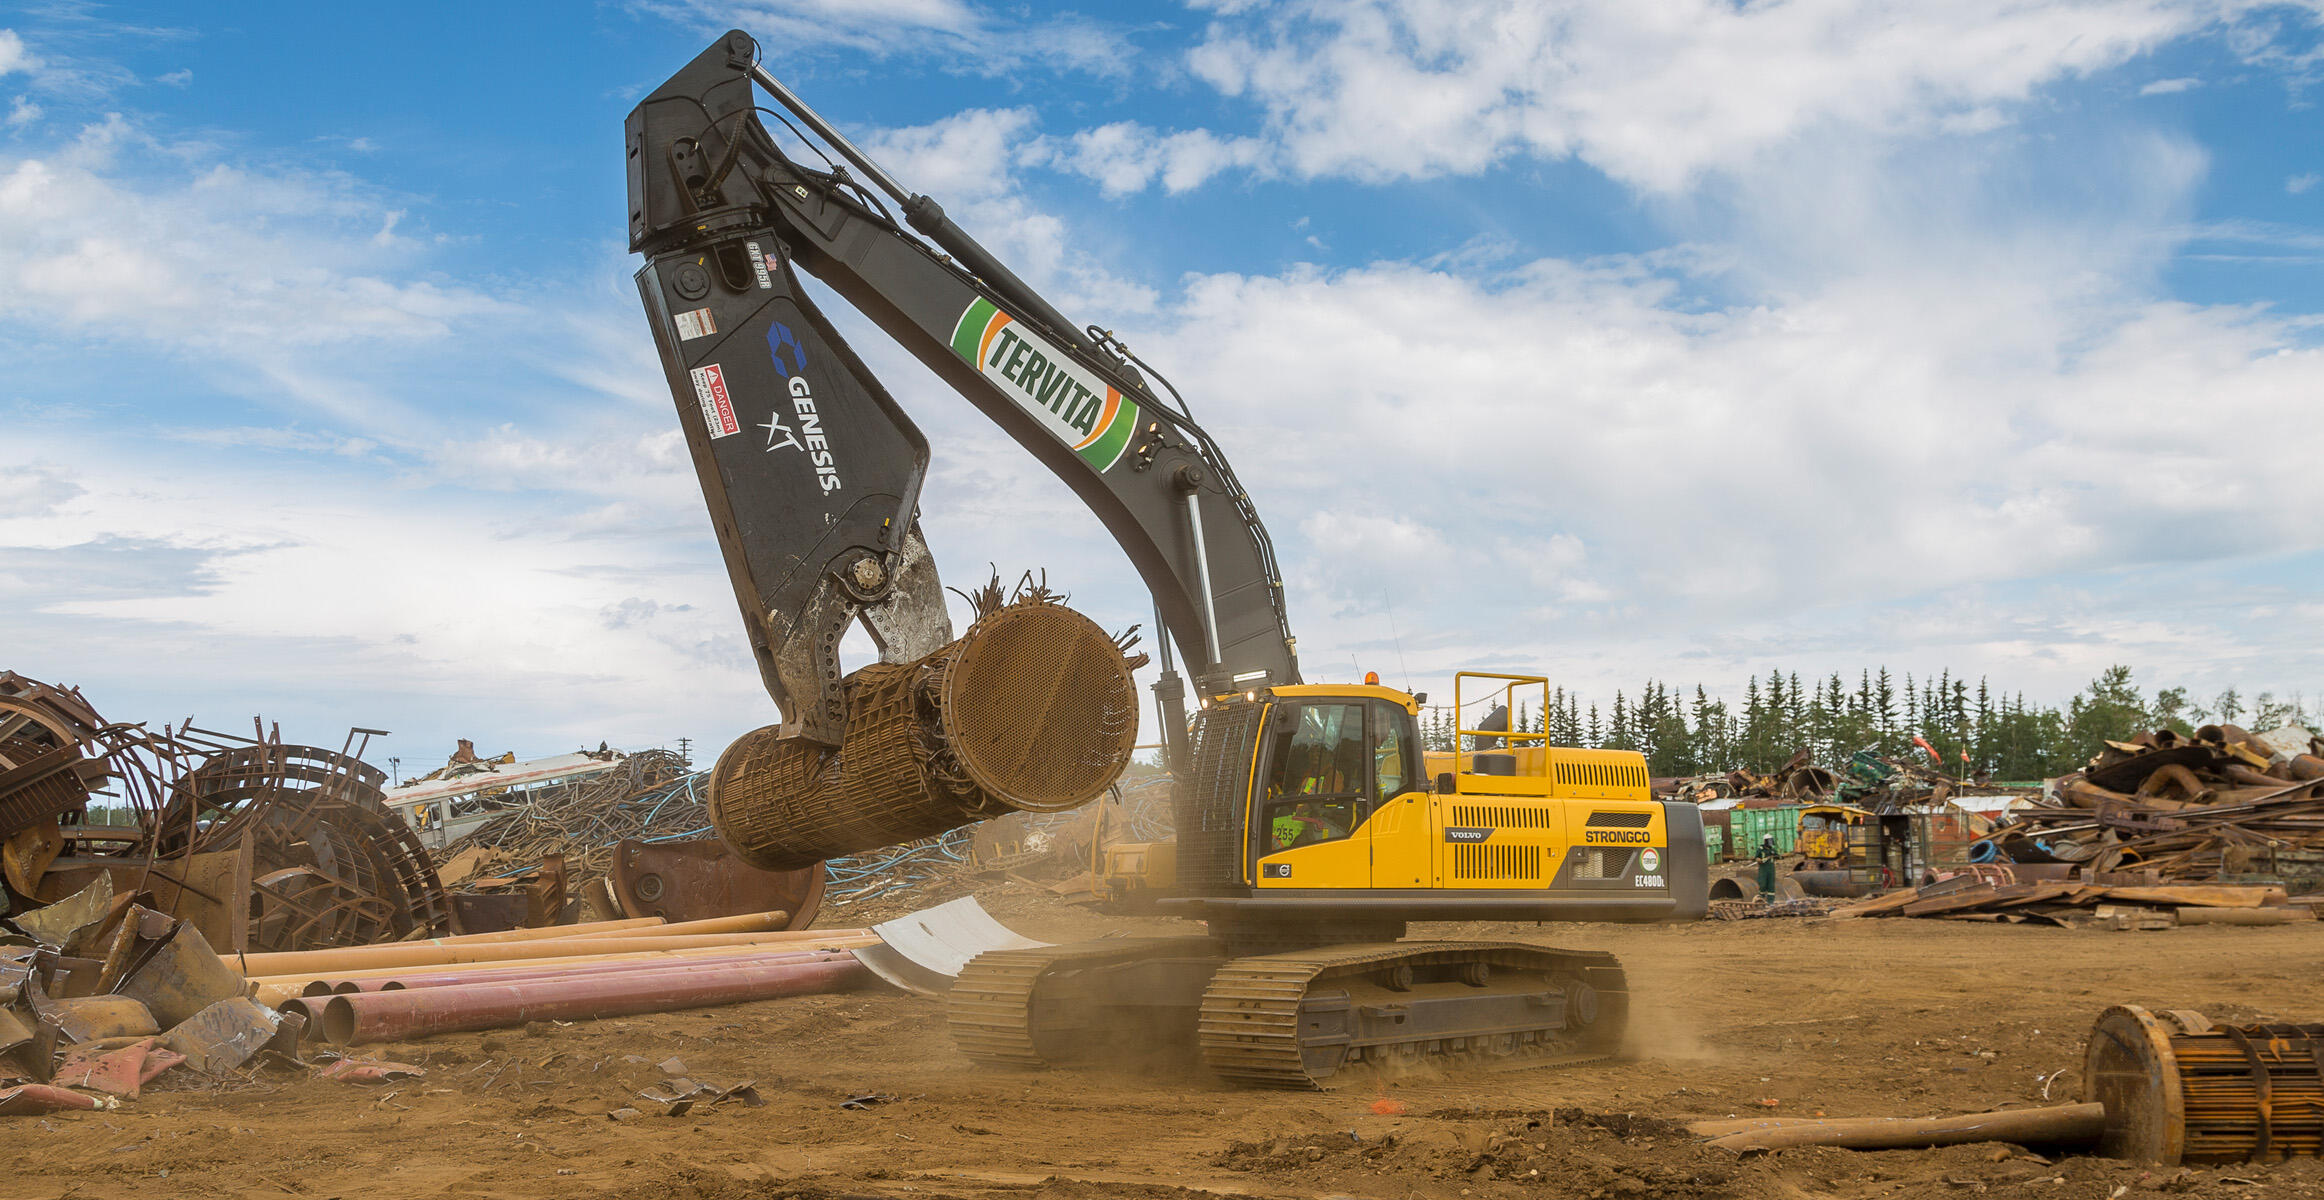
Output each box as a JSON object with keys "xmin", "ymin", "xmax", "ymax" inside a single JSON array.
[
  {"xmin": 1, "ymin": 671, "xmax": 449, "ymax": 954},
  {"xmin": 435, "ymin": 749, "xmax": 701, "ymax": 884},
  {"xmin": 430, "ymin": 750, "xmax": 1065, "ymax": 921},
  {"xmin": 431, "ymin": 753, "xmax": 832, "ymax": 932},
  {"xmin": 1, "ymin": 881, "xmax": 311, "ymax": 1114},
  {"xmin": 1833, "ymin": 724, "xmax": 2324, "ymax": 926},
  {"xmin": 1663, "ymin": 747, "xmax": 1984, "ymax": 809},
  {"xmin": 1980, "ymin": 724, "xmax": 2324, "ymax": 887},
  {"xmin": 1662, "ymin": 749, "xmax": 1839, "ymax": 805},
  {"xmin": 0, "ymin": 876, "xmax": 873, "ymax": 1118},
  {"xmin": 1834, "ymin": 877, "xmax": 2316, "ymax": 928}
]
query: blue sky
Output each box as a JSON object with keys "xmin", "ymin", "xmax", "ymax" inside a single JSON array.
[{"xmin": 4, "ymin": 0, "xmax": 2322, "ymax": 779}]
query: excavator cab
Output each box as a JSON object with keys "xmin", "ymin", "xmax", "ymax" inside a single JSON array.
[{"xmin": 1160, "ymin": 673, "xmax": 1706, "ymax": 926}]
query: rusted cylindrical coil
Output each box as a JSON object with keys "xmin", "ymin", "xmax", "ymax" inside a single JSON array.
[
  {"xmin": 2084, "ymin": 1005, "xmax": 2324, "ymax": 1164},
  {"xmin": 709, "ymin": 599, "xmax": 1137, "ymax": 870}
]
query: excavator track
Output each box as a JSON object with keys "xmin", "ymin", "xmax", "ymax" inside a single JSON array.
[
  {"xmin": 946, "ymin": 936, "xmax": 1222, "ymax": 1068},
  {"xmin": 1197, "ymin": 942, "xmax": 1628, "ymax": 1089}
]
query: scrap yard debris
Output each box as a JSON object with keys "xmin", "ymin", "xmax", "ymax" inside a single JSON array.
[
  {"xmin": 1830, "ymin": 722, "xmax": 2324, "ymax": 925},
  {"xmin": 1, "ymin": 671, "xmax": 448, "ymax": 954},
  {"xmin": 1665, "ymin": 744, "xmax": 2034, "ymax": 810},
  {"xmin": 1, "ymin": 893, "xmax": 306, "ymax": 1106},
  {"xmin": 430, "ymin": 748, "xmax": 698, "ymax": 882},
  {"xmin": 425, "ymin": 749, "xmax": 998, "ymax": 924},
  {"xmin": 1989, "ymin": 723, "xmax": 2324, "ymax": 886},
  {"xmin": 0, "ymin": 877, "xmax": 874, "ymax": 1116}
]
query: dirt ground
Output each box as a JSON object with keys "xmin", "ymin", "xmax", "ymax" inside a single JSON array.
[{"xmin": 7, "ymin": 888, "xmax": 2324, "ymax": 1200}]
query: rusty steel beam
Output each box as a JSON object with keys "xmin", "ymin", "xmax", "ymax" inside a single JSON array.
[{"xmin": 319, "ymin": 956, "xmax": 871, "ymax": 1044}]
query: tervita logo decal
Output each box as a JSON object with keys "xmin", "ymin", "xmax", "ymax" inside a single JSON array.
[{"xmin": 949, "ymin": 298, "xmax": 1140, "ymax": 471}]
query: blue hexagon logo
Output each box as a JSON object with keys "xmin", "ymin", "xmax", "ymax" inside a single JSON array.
[{"xmin": 766, "ymin": 321, "xmax": 809, "ymax": 379}]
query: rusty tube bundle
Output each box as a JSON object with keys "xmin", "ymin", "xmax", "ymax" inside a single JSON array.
[
  {"xmin": 710, "ymin": 597, "xmax": 1138, "ymax": 871},
  {"xmin": 2086, "ymin": 1006, "xmax": 2324, "ymax": 1164}
]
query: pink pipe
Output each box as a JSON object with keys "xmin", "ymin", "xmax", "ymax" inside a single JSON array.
[
  {"xmin": 324, "ymin": 949, "xmax": 849, "ymax": 994},
  {"xmin": 321, "ymin": 957, "xmax": 871, "ymax": 1045}
]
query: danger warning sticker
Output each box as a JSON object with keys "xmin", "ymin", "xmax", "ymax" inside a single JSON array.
[
  {"xmin": 689, "ymin": 363, "xmax": 740, "ymax": 438},
  {"xmin": 674, "ymin": 306, "xmax": 718, "ymax": 341}
]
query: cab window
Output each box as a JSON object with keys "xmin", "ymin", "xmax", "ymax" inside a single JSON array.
[
  {"xmin": 1371, "ymin": 700, "xmax": 1409, "ymax": 797},
  {"xmin": 1261, "ymin": 703, "xmax": 1367, "ymax": 852}
]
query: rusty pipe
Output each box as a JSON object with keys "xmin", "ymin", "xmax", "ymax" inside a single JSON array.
[
  {"xmin": 320, "ymin": 957, "xmax": 871, "ymax": 1044},
  {"xmin": 2220, "ymin": 762, "xmax": 2283, "ymax": 788},
  {"xmin": 320, "ymin": 949, "xmax": 848, "ymax": 994},
  {"xmin": 236, "ymin": 928, "xmax": 858, "ymax": 976},
  {"xmin": 245, "ymin": 930, "xmax": 873, "ymax": 985},
  {"xmin": 275, "ymin": 995, "xmax": 323, "ymax": 1033},
  {"xmin": 2057, "ymin": 778, "xmax": 2135, "ymax": 809},
  {"xmin": 315, "ymin": 910, "xmax": 784, "ymax": 951},
  {"xmin": 554, "ymin": 911, "xmax": 794, "ymax": 938},
  {"xmin": 440, "ymin": 910, "xmax": 793, "ymax": 944},
  {"xmin": 2135, "ymin": 763, "xmax": 2208, "ymax": 802},
  {"xmin": 422, "ymin": 916, "xmax": 666, "ymax": 946},
  {"xmin": 245, "ymin": 935, "xmax": 875, "ymax": 1005}
]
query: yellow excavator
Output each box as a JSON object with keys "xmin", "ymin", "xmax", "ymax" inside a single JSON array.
[{"xmin": 628, "ymin": 31, "xmax": 1708, "ymax": 1087}]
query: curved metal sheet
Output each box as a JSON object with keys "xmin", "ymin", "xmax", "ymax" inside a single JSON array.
[{"xmin": 851, "ymin": 897, "xmax": 1050, "ymax": 996}]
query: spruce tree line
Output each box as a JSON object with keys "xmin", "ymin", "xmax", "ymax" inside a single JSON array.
[{"xmin": 1414, "ymin": 666, "xmax": 2315, "ymax": 782}]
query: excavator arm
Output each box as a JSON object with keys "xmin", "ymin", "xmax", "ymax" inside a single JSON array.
[{"xmin": 627, "ymin": 30, "xmax": 1300, "ymax": 757}]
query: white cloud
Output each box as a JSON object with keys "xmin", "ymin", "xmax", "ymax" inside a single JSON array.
[
  {"xmin": 0, "ymin": 29, "xmax": 37, "ymax": 77},
  {"xmin": 0, "ymin": 463, "xmax": 81, "ymax": 517},
  {"xmin": 154, "ymin": 68, "xmax": 191, "ymax": 87},
  {"xmin": 1047, "ymin": 123, "xmax": 1268, "ymax": 197},
  {"xmin": 1116, "ymin": 220, "xmax": 2324, "ymax": 702},
  {"xmin": 0, "ymin": 114, "xmax": 512, "ymax": 428},
  {"xmin": 859, "ymin": 108, "xmax": 1158, "ymax": 317},
  {"xmin": 2290, "ymin": 172, "xmax": 2319, "ymax": 194},
  {"xmin": 2140, "ymin": 75, "xmax": 2201, "ymax": 93},
  {"xmin": 1180, "ymin": 0, "xmax": 2224, "ymax": 192},
  {"xmin": 638, "ymin": 0, "xmax": 1132, "ymax": 77},
  {"xmin": 5, "ymin": 94, "xmax": 36, "ymax": 125},
  {"xmin": 0, "ymin": 434, "xmax": 769, "ymax": 767}
]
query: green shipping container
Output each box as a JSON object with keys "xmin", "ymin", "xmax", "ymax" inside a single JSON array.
[{"xmin": 1729, "ymin": 805, "xmax": 1804, "ymax": 858}]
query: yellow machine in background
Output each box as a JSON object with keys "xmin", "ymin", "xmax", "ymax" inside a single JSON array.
[{"xmin": 1796, "ymin": 803, "xmax": 1869, "ymax": 863}]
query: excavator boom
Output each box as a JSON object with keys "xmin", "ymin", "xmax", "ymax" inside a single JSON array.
[{"xmin": 627, "ymin": 30, "xmax": 1299, "ymax": 754}]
